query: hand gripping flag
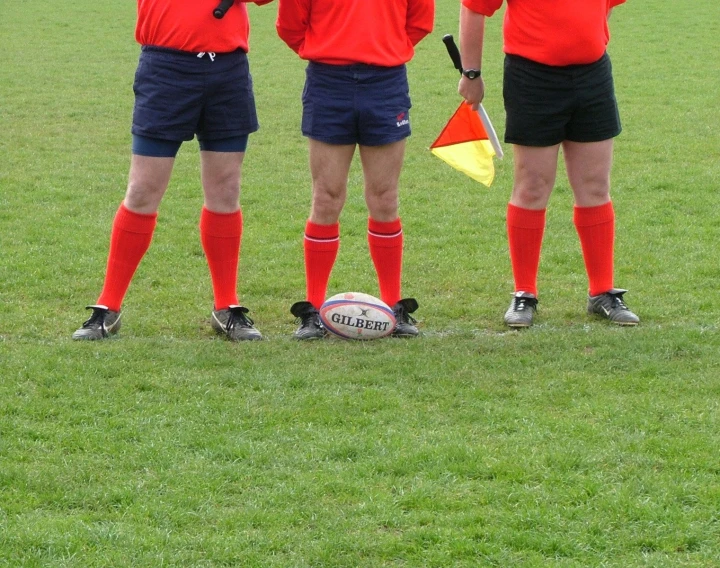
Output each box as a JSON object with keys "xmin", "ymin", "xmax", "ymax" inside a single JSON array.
[
  {"xmin": 430, "ymin": 102, "xmax": 502, "ymax": 187},
  {"xmin": 432, "ymin": 34, "xmax": 503, "ymax": 187}
]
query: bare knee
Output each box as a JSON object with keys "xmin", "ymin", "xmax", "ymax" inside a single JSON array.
[
  {"xmin": 563, "ymin": 139, "xmax": 613, "ymax": 206},
  {"xmin": 201, "ymin": 153, "xmax": 242, "ymax": 212},
  {"xmin": 203, "ymin": 176, "xmax": 241, "ymax": 212},
  {"xmin": 510, "ymin": 145, "xmax": 559, "ymax": 209},
  {"xmin": 511, "ymin": 175, "xmax": 555, "ymax": 209},
  {"xmin": 570, "ymin": 174, "xmax": 611, "ymax": 206},
  {"xmin": 310, "ymin": 182, "xmax": 346, "ymax": 224},
  {"xmin": 365, "ymin": 184, "xmax": 399, "ymax": 221},
  {"xmin": 124, "ymin": 178, "xmax": 167, "ymax": 213},
  {"xmin": 124, "ymin": 155, "xmax": 174, "ymax": 213}
]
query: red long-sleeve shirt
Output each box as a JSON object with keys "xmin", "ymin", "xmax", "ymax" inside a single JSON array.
[
  {"xmin": 136, "ymin": 0, "xmax": 273, "ymax": 54},
  {"xmin": 276, "ymin": 0, "xmax": 435, "ymax": 66},
  {"xmin": 462, "ymin": 0, "xmax": 626, "ymax": 66}
]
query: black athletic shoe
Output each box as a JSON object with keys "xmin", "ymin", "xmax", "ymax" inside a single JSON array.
[
  {"xmin": 290, "ymin": 301, "xmax": 327, "ymax": 340},
  {"xmin": 72, "ymin": 305, "xmax": 122, "ymax": 340},
  {"xmin": 211, "ymin": 305, "xmax": 262, "ymax": 341},
  {"xmin": 504, "ymin": 292, "xmax": 538, "ymax": 328},
  {"xmin": 587, "ymin": 288, "xmax": 639, "ymax": 326},
  {"xmin": 391, "ymin": 298, "xmax": 419, "ymax": 337}
]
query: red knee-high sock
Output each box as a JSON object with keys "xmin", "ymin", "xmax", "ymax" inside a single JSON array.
[
  {"xmin": 200, "ymin": 207, "xmax": 242, "ymax": 310},
  {"xmin": 507, "ymin": 203, "xmax": 546, "ymax": 297},
  {"xmin": 574, "ymin": 201, "xmax": 615, "ymax": 297},
  {"xmin": 97, "ymin": 203, "xmax": 158, "ymax": 312},
  {"xmin": 304, "ymin": 220, "xmax": 340, "ymax": 309},
  {"xmin": 368, "ymin": 217, "xmax": 403, "ymax": 307}
]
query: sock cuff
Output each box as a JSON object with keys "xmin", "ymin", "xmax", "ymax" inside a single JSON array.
[
  {"xmin": 507, "ymin": 203, "xmax": 546, "ymax": 229},
  {"xmin": 573, "ymin": 201, "xmax": 614, "ymax": 227},
  {"xmin": 200, "ymin": 207, "xmax": 242, "ymax": 238},
  {"xmin": 305, "ymin": 220, "xmax": 339, "ymax": 241},
  {"xmin": 117, "ymin": 203, "xmax": 158, "ymax": 233},
  {"xmin": 368, "ymin": 217, "xmax": 402, "ymax": 238}
]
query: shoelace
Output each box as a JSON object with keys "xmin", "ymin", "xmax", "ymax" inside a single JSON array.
[
  {"xmin": 609, "ymin": 294, "xmax": 629, "ymax": 310},
  {"xmin": 513, "ymin": 297, "xmax": 537, "ymax": 312},
  {"xmin": 226, "ymin": 308, "xmax": 254, "ymax": 332},
  {"xmin": 82, "ymin": 308, "xmax": 107, "ymax": 328},
  {"xmin": 394, "ymin": 307, "xmax": 417, "ymax": 325},
  {"xmin": 293, "ymin": 307, "xmax": 323, "ymax": 330},
  {"xmin": 299, "ymin": 312, "xmax": 322, "ymax": 329}
]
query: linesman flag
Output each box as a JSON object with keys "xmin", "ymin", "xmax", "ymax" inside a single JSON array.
[{"xmin": 430, "ymin": 102, "xmax": 502, "ymax": 187}]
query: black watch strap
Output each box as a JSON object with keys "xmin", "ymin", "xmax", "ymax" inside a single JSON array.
[{"xmin": 462, "ymin": 68, "xmax": 482, "ymax": 80}]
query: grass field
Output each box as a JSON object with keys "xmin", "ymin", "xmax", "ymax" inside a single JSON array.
[{"xmin": 1, "ymin": 1, "xmax": 720, "ymax": 566}]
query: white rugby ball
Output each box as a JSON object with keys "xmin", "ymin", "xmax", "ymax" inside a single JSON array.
[{"xmin": 319, "ymin": 292, "xmax": 396, "ymax": 340}]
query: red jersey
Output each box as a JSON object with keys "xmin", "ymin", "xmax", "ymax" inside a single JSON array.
[
  {"xmin": 135, "ymin": 0, "xmax": 273, "ymax": 54},
  {"xmin": 276, "ymin": 0, "xmax": 435, "ymax": 66},
  {"xmin": 462, "ymin": 0, "xmax": 626, "ymax": 66}
]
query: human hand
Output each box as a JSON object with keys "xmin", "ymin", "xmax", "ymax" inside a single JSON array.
[{"xmin": 458, "ymin": 75, "xmax": 485, "ymax": 110}]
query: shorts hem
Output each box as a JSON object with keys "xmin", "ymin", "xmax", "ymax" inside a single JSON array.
[
  {"xmin": 505, "ymin": 130, "xmax": 621, "ymax": 146},
  {"xmin": 565, "ymin": 130, "xmax": 621, "ymax": 143},
  {"xmin": 304, "ymin": 133, "xmax": 355, "ymax": 145},
  {"xmin": 359, "ymin": 133, "xmax": 410, "ymax": 147},
  {"xmin": 504, "ymin": 137, "xmax": 563, "ymax": 147},
  {"xmin": 132, "ymin": 129, "xmax": 258, "ymax": 143},
  {"xmin": 131, "ymin": 128, "xmax": 191, "ymax": 143},
  {"xmin": 130, "ymin": 127, "xmax": 188, "ymax": 142},
  {"xmin": 305, "ymin": 133, "xmax": 410, "ymax": 146},
  {"xmin": 197, "ymin": 127, "xmax": 259, "ymax": 142}
]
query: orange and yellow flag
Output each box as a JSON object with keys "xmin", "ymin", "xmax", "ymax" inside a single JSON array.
[{"xmin": 430, "ymin": 102, "xmax": 502, "ymax": 187}]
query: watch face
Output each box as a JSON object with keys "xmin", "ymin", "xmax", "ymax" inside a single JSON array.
[{"xmin": 464, "ymin": 69, "xmax": 480, "ymax": 79}]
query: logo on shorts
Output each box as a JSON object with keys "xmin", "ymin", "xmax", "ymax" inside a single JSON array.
[{"xmin": 396, "ymin": 112, "xmax": 409, "ymax": 127}]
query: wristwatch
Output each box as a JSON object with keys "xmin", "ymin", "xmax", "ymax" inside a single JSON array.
[{"xmin": 462, "ymin": 69, "xmax": 482, "ymax": 80}]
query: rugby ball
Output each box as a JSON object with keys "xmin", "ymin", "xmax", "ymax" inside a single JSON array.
[{"xmin": 319, "ymin": 292, "xmax": 396, "ymax": 340}]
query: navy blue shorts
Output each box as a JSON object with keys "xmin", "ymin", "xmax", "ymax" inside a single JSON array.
[
  {"xmin": 503, "ymin": 52, "xmax": 621, "ymax": 146},
  {"xmin": 132, "ymin": 46, "xmax": 259, "ymax": 145},
  {"xmin": 301, "ymin": 62, "xmax": 412, "ymax": 146}
]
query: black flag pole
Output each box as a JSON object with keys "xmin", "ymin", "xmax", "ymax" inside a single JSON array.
[
  {"xmin": 442, "ymin": 34, "xmax": 464, "ymax": 74},
  {"xmin": 213, "ymin": 0, "xmax": 234, "ymax": 19}
]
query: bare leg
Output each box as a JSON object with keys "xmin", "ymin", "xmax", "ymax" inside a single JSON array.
[
  {"xmin": 563, "ymin": 139, "xmax": 616, "ymax": 298},
  {"xmin": 359, "ymin": 140, "xmax": 405, "ymax": 221},
  {"xmin": 308, "ymin": 139, "xmax": 356, "ymax": 224},
  {"xmin": 123, "ymin": 154, "xmax": 175, "ymax": 213},
  {"xmin": 503, "ymin": 144, "xmax": 560, "ymax": 326},
  {"xmin": 200, "ymin": 150, "xmax": 244, "ymax": 212},
  {"xmin": 198, "ymin": 150, "xmax": 245, "ymax": 312},
  {"xmin": 509, "ymin": 144, "xmax": 560, "ymax": 209},
  {"xmin": 359, "ymin": 140, "xmax": 410, "ymax": 314},
  {"xmin": 562, "ymin": 139, "xmax": 613, "ymax": 206}
]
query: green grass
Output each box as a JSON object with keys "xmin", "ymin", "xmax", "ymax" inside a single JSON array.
[{"xmin": 1, "ymin": 0, "xmax": 720, "ymax": 566}]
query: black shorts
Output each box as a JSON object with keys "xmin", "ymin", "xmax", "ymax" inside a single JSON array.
[
  {"xmin": 503, "ymin": 52, "xmax": 621, "ymax": 146},
  {"xmin": 132, "ymin": 46, "xmax": 259, "ymax": 143}
]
